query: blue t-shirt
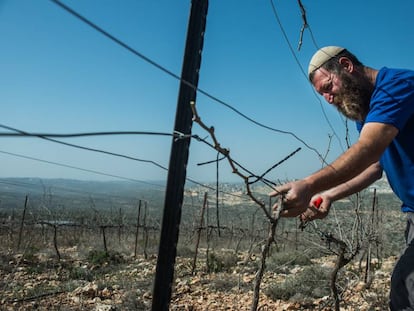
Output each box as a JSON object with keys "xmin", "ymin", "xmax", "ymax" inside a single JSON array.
[{"xmin": 357, "ymin": 67, "xmax": 414, "ymax": 212}]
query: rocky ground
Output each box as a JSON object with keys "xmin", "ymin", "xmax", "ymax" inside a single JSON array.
[{"xmin": 0, "ymin": 246, "xmax": 394, "ymax": 311}]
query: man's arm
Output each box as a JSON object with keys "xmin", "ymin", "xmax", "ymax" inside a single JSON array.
[
  {"xmin": 301, "ymin": 162, "xmax": 383, "ymax": 221},
  {"xmin": 304, "ymin": 122, "xmax": 396, "ymax": 195},
  {"xmin": 322, "ymin": 161, "xmax": 383, "ymax": 202},
  {"xmin": 270, "ymin": 122, "xmax": 398, "ymax": 216}
]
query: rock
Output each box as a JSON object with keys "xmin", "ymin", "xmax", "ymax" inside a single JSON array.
[
  {"xmin": 100, "ymin": 287, "xmax": 112, "ymax": 299},
  {"xmin": 75, "ymin": 283, "xmax": 98, "ymax": 298},
  {"xmin": 355, "ymin": 281, "xmax": 366, "ymax": 291}
]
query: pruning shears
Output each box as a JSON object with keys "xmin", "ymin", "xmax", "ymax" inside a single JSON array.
[{"xmin": 298, "ymin": 196, "xmax": 323, "ymax": 230}]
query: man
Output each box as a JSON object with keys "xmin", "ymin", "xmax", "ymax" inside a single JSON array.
[{"xmin": 270, "ymin": 46, "xmax": 414, "ymax": 310}]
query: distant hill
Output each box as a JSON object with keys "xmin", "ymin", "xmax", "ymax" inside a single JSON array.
[
  {"xmin": 0, "ymin": 178, "xmax": 168, "ymax": 213},
  {"xmin": 0, "ymin": 177, "xmax": 165, "ymax": 196}
]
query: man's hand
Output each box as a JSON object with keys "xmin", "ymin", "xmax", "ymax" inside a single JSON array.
[
  {"xmin": 299, "ymin": 194, "xmax": 331, "ymax": 225},
  {"xmin": 269, "ymin": 179, "xmax": 313, "ymax": 217}
]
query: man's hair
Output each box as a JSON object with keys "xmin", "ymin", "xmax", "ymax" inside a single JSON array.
[{"xmin": 309, "ymin": 49, "xmax": 363, "ymax": 82}]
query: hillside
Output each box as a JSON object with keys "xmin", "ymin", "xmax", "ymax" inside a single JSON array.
[{"xmin": 0, "ymin": 177, "xmax": 407, "ymax": 310}]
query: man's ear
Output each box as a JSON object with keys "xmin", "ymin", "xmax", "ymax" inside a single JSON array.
[{"xmin": 338, "ymin": 57, "xmax": 354, "ymax": 73}]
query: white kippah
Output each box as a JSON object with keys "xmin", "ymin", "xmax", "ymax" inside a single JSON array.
[{"xmin": 308, "ymin": 46, "xmax": 345, "ymax": 76}]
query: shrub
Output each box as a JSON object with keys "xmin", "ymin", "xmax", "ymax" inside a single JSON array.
[
  {"xmin": 208, "ymin": 274, "xmax": 239, "ymax": 292},
  {"xmin": 22, "ymin": 246, "xmax": 40, "ymax": 263},
  {"xmin": 0, "ymin": 254, "xmax": 14, "ymax": 273},
  {"xmin": 87, "ymin": 250, "xmax": 124, "ymax": 266},
  {"xmin": 69, "ymin": 266, "xmax": 93, "ymax": 281},
  {"xmin": 265, "ymin": 265, "xmax": 331, "ymax": 301},
  {"xmin": 207, "ymin": 250, "xmax": 238, "ymax": 273}
]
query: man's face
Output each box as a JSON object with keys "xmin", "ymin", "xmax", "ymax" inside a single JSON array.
[{"xmin": 312, "ymin": 67, "xmax": 371, "ymax": 121}]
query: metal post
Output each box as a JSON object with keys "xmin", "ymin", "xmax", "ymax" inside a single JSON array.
[{"xmin": 151, "ymin": 0, "xmax": 208, "ymax": 310}]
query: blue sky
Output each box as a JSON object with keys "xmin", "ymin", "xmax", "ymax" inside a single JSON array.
[{"xmin": 0, "ymin": 0, "xmax": 413, "ymax": 185}]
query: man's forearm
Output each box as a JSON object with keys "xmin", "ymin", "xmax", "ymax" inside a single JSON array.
[
  {"xmin": 323, "ymin": 162, "xmax": 383, "ymax": 202},
  {"xmin": 304, "ymin": 142, "xmax": 379, "ymax": 195},
  {"xmin": 304, "ymin": 123, "xmax": 397, "ymax": 195}
]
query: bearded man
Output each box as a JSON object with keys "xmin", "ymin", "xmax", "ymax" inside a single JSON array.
[{"xmin": 270, "ymin": 46, "xmax": 414, "ymax": 310}]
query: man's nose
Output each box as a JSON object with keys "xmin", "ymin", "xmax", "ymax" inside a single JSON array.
[{"xmin": 323, "ymin": 93, "xmax": 334, "ymax": 104}]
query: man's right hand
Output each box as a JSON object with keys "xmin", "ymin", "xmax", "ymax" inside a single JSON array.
[{"xmin": 299, "ymin": 194, "xmax": 331, "ymax": 224}]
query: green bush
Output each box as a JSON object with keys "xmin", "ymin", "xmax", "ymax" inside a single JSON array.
[
  {"xmin": 208, "ymin": 274, "xmax": 239, "ymax": 292},
  {"xmin": 69, "ymin": 266, "xmax": 93, "ymax": 281},
  {"xmin": 22, "ymin": 246, "xmax": 40, "ymax": 263},
  {"xmin": 265, "ymin": 265, "xmax": 331, "ymax": 301},
  {"xmin": 0, "ymin": 254, "xmax": 14, "ymax": 273},
  {"xmin": 87, "ymin": 250, "xmax": 124, "ymax": 266},
  {"xmin": 207, "ymin": 251, "xmax": 238, "ymax": 273}
]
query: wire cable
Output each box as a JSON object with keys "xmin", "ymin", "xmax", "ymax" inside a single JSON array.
[
  {"xmin": 50, "ymin": 0, "xmax": 327, "ymax": 159},
  {"xmin": 0, "ymin": 123, "xmax": 169, "ymax": 171},
  {"xmin": 0, "ymin": 123, "xmax": 253, "ymax": 199},
  {"xmin": 0, "ymin": 149, "xmax": 163, "ymax": 187},
  {"xmin": 269, "ymin": 0, "xmax": 345, "ymax": 153},
  {"xmin": 0, "ymin": 178, "xmax": 147, "ymax": 202},
  {"xmin": 0, "ymin": 145, "xmax": 248, "ymax": 200},
  {"xmin": 0, "ymin": 124, "xmax": 210, "ymax": 190},
  {"xmin": 0, "ymin": 130, "xmax": 181, "ymax": 138},
  {"xmin": 3, "ymin": 126, "xmax": 296, "ymax": 192}
]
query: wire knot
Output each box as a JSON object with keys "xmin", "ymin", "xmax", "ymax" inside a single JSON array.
[{"xmin": 173, "ymin": 131, "xmax": 191, "ymax": 141}]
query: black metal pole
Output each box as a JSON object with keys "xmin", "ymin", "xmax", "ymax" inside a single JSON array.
[{"xmin": 151, "ymin": 1, "xmax": 208, "ymax": 310}]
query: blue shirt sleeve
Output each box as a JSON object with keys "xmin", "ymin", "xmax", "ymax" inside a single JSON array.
[{"xmin": 366, "ymin": 69, "xmax": 414, "ymax": 130}]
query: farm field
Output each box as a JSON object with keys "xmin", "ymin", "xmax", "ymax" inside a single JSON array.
[{"xmin": 0, "ymin": 178, "xmax": 406, "ymax": 310}]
